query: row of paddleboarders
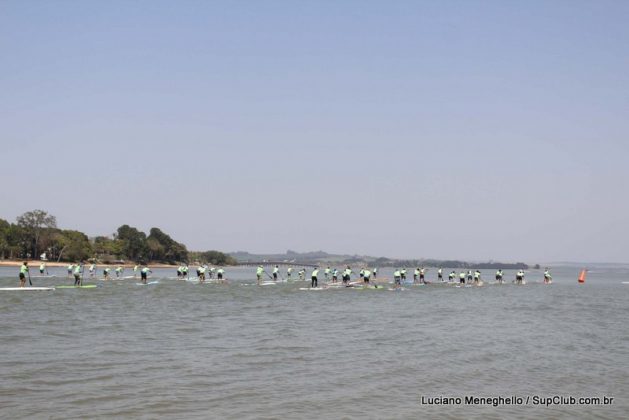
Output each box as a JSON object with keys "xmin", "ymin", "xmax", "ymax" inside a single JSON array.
[
  {"xmin": 176, "ymin": 265, "xmax": 226, "ymax": 283},
  {"xmin": 256, "ymin": 265, "xmax": 380, "ymax": 287},
  {"xmin": 16, "ymin": 262, "xmax": 154, "ymax": 286},
  {"xmin": 404, "ymin": 268, "xmax": 552, "ymax": 285},
  {"xmin": 254, "ymin": 265, "xmax": 553, "ymax": 287}
]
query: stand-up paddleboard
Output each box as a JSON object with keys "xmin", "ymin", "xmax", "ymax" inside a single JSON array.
[
  {"xmin": 31, "ymin": 275, "xmax": 57, "ymax": 278},
  {"xmin": 299, "ymin": 287, "xmax": 326, "ymax": 291},
  {"xmin": 0, "ymin": 287, "xmax": 55, "ymax": 291},
  {"xmin": 56, "ymin": 285, "xmax": 98, "ymax": 289},
  {"xmin": 260, "ymin": 281, "xmax": 277, "ymax": 286},
  {"xmin": 354, "ymin": 285, "xmax": 384, "ymax": 290},
  {"xmin": 388, "ymin": 287, "xmax": 406, "ymax": 291},
  {"xmin": 136, "ymin": 281, "xmax": 159, "ymax": 286}
]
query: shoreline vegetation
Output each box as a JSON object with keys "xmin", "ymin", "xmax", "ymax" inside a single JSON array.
[
  {"xmin": 1, "ymin": 210, "xmax": 530, "ymax": 269},
  {"xmin": 0, "ymin": 210, "xmax": 235, "ymax": 266}
]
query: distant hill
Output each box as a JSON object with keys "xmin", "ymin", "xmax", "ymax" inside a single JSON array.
[{"xmin": 228, "ymin": 250, "xmax": 528, "ymax": 269}]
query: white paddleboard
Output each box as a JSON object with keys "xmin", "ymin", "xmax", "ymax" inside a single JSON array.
[
  {"xmin": 260, "ymin": 282, "xmax": 277, "ymax": 286},
  {"xmin": 0, "ymin": 287, "xmax": 55, "ymax": 291},
  {"xmin": 299, "ymin": 287, "xmax": 326, "ymax": 291},
  {"xmin": 136, "ymin": 281, "xmax": 159, "ymax": 286}
]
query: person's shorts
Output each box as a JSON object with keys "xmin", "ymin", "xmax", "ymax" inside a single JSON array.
[
  {"xmin": 141, "ymin": 273, "xmax": 147, "ymax": 280},
  {"xmin": 19, "ymin": 273, "xmax": 25, "ymax": 280}
]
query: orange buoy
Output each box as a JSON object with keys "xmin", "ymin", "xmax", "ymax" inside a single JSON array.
[{"xmin": 578, "ymin": 269, "xmax": 587, "ymax": 283}]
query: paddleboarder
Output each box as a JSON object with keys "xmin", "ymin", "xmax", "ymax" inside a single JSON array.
[{"xmin": 19, "ymin": 262, "xmax": 29, "ymax": 287}]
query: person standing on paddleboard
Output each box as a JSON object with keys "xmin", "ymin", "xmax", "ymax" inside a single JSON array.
[
  {"xmin": 496, "ymin": 269, "xmax": 503, "ymax": 284},
  {"xmin": 287, "ymin": 266, "xmax": 293, "ymax": 281},
  {"xmin": 73, "ymin": 263, "xmax": 83, "ymax": 286},
  {"xmin": 19, "ymin": 262, "xmax": 29, "ymax": 287},
  {"xmin": 67, "ymin": 264, "xmax": 73, "ymax": 278},
  {"xmin": 332, "ymin": 268, "xmax": 338, "ymax": 283},
  {"xmin": 272, "ymin": 265, "xmax": 279, "ymax": 281},
  {"xmin": 373, "ymin": 267, "xmax": 378, "ymax": 279},
  {"xmin": 394, "ymin": 269, "xmax": 401, "ymax": 286},
  {"xmin": 103, "ymin": 267, "xmax": 111, "ymax": 280},
  {"xmin": 311, "ymin": 267, "xmax": 319, "ymax": 288},
  {"xmin": 39, "ymin": 262, "xmax": 46, "ymax": 275},
  {"xmin": 363, "ymin": 269, "xmax": 372, "ymax": 285},
  {"xmin": 459, "ymin": 271, "xmax": 466, "ymax": 285},
  {"xmin": 324, "ymin": 266, "xmax": 331, "ymax": 280},
  {"xmin": 342, "ymin": 266, "xmax": 352, "ymax": 285},
  {"xmin": 256, "ymin": 265, "xmax": 264, "ymax": 285},
  {"xmin": 89, "ymin": 263, "xmax": 95, "ymax": 278},
  {"xmin": 438, "ymin": 267, "xmax": 443, "ymax": 282},
  {"xmin": 419, "ymin": 267, "xmax": 425, "ymax": 283},
  {"xmin": 141, "ymin": 266, "xmax": 151, "ymax": 284},
  {"xmin": 414, "ymin": 268, "xmax": 419, "ymax": 283}
]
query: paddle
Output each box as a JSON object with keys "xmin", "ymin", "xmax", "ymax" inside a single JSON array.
[
  {"xmin": 264, "ymin": 271, "xmax": 274, "ymax": 280},
  {"xmin": 27, "ymin": 269, "xmax": 32, "ymax": 286}
]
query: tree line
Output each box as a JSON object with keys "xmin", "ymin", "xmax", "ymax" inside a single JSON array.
[{"xmin": 0, "ymin": 210, "xmax": 236, "ymax": 265}]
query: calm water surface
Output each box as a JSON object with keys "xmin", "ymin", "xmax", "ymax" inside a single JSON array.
[{"xmin": 1, "ymin": 265, "xmax": 628, "ymax": 419}]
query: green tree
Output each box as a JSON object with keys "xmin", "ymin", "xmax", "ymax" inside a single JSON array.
[
  {"xmin": 92, "ymin": 236, "xmax": 124, "ymax": 262},
  {"xmin": 0, "ymin": 218, "xmax": 10, "ymax": 259},
  {"xmin": 191, "ymin": 250, "xmax": 237, "ymax": 266},
  {"xmin": 116, "ymin": 225, "xmax": 147, "ymax": 261},
  {"xmin": 5, "ymin": 224, "xmax": 29, "ymax": 259},
  {"xmin": 53, "ymin": 230, "xmax": 93, "ymax": 262},
  {"xmin": 147, "ymin": 227, "xmax": 188, "ymax": 263},
  {"xmin": 16, "ymin": 210, "xmax": 57, "ymax": 258}
]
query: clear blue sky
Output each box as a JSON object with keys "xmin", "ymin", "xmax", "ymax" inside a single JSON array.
[{"xmin": 1, "ymin": 1, "xmax": 628, "ymax": 263}]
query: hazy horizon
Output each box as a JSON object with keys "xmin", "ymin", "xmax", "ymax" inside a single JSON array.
[{"xmin": 2, "ymin": 1, "xmax": 628, "ymax": 263}]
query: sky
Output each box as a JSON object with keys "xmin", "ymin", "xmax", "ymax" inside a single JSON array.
[{"xmin": 1, "ymin": 0, "xmax": 628, "ymax": 263}]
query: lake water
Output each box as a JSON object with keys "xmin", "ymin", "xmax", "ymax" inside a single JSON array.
[{"xmin": 1, "ymin": 265, "xmax": 628, "ymax": 419}]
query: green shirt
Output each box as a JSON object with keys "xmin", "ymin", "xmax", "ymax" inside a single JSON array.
[
  {"xmin": 20, "ymin": 264, "xmax": 29, "ymax": 274},
  {"xmin": 312, "ymin": 269, "xmax": 319, "ymax": 277}
]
